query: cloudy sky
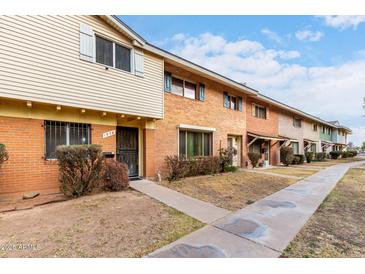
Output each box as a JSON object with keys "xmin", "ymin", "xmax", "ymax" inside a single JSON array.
[{"xmin": 121, "ymin": 15, "xmax": 365, "ymax": 145}]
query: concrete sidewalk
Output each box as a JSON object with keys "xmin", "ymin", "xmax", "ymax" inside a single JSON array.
[
  {"xmin": 130, "ymin": 180, "xmax": 230, "ymax": 224},
  {"xmin": 147, "ymin": 160, "xmax": 365, "ymax": 258}
]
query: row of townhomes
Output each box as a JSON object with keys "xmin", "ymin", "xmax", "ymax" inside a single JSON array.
[{"xmin": 0, "ymin": 15, "xmax": 351, "ymax": 195}]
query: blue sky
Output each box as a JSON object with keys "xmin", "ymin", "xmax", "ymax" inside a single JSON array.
[{"xmin": 120, "ymin": 16, "xmax": 365, "ymax": 145}]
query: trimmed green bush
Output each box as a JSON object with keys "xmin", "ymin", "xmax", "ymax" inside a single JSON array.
[
  {"xmin": 248, "ymin": 152, "xmax": 261, "ymax": 168},
  {"xmin": 104, "ymin": 159, "xmax": 129, "ymax": 191},
  {"xmin": 224, "ymin": 165, "xmax": 238, "ymax": 173},
  {"xmin": 0, "ymin": 144, "xmax": 9, "ymax": 167},
  {"xmin": 165, "ymin": 155, "xmax": 220, "ymax": 181},
  {"xmin": 342, "ymin": 151, "xmax": 351, "ymax": 158},
  {"xmin": 56, "ymin": 144, "xmax": 104, "ymax": 197},
  {"xmin": 291, "ymin": 155, "xmax": 301, "ymax": 165},
  {"xmin": 280, "ymin": 146, "xmax": 294, "ymax": 166},
  {"xmin": 294, "ymin": 154, "xmax": 305, "ymax": 164},
  {"xmin": 330, "ymin": 150, "xmax": 342, "ymax": 159},
  {"xmin": 305, "ymin": 152, "xmax": 314, "ymax": 163},
  {"xmin": 315, "ymin": 152, "xmax": 326, "ymax": 161}
]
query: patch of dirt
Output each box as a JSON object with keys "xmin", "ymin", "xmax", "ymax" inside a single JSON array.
[
  {"xmin": 260, "ymin": 168, "xmax": 318, "ymax": 177},
  {"xmin": 0, "ymin": 190, "xmax": 203, "ymax": 258},
  {"xmin": 282, "ymin": 168, "xmax": 365, "ymax": 258},
  {"xmin": 160, "ymin": 172, "xmax": 296, "ymax": 211}
]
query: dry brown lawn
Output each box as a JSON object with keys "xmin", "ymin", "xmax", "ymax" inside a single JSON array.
[
  {"xmin": 260, "ymin": 168, "xmax": 318, "ymax": 178},
  {"xmin": 303, "ymin": 158, "xmax": 364, "ymax": 168},
  {"xmin": 160, "ymin": 171, "xmax": 297, "ymax": 211},
  {"xmin": 0, "ymin": 190, "xmax": 203, "ymax": 258},
  {"xmin": 282, "ymin": 167, "xmax": 365, "ymax": 258}
]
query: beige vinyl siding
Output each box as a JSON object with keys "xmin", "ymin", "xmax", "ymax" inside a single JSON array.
[{"xmin": 0, "ymin": 15, "xmax": 164, "ymax": 118}]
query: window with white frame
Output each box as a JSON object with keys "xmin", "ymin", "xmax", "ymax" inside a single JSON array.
[
  {"xmin": 254, "ymin": 105, "xmax": 267, "ymax": 119},
  {"xmin": 95, "ymin": 35, "xmax": 131, "ymax": 72},
  {"xmin": 291, "ymin": 142, "xmax": 299, "ymax": 154},
  {"xmin": 170, "ymin": 76, "xmax": 197, "ymax": 99},
  {"xmin": 179, "ymin": 130, "xmax": 212, "ymax": 157},
  {"xmin": 45, "ymin": 121, "xmax": 91, "ymax": 159}
]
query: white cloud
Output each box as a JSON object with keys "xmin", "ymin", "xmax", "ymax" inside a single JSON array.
[
  {"xmin": 295, "ymin": 30, "xmax": 323, "ymax": 42},
  {"xmin": 348, "ymin": 126, "xmax": 365, "ymax": 146},
  {"xmin": 261, "ymin": 28, "xmax": 282, "ymax": 44},
  {"xmin": 321, "ymin": 15, "xmax": 365, "ymax": 30},
  {"xmin": 164, "ymin": 32, "xmax": 365, "ymax": 145}
]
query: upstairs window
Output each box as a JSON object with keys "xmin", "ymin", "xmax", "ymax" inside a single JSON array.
[
  {"xmin": 164, "ymin": 72, "xmax": 205, "ymax": 101},
  {"xmin": 171, "ymin": 77, "xmax": 184, "ymax": 96},
  {"xmin": 293, "ymin": 117, "xmax": 302, "ymax": 128},
  {"xmin": 45, "ymin": 121, "xmax": 91, "ymax": 159},
  {"xmin": 95, "ymin": 35, "xmax": 131, "ymax": 72},
  {"xmin": 224, "ymin": 92, "xmax": 242, "ymax": 111},
  {"xmin": 254, "ymin": 105, "xmax": 267, "ymax": 119},
  {"xmin": 184, "ymin": 81, "xmax": 196, "ymax": 99},
  {"xmin": 313, "ymin": 124, "xmax": 318, "ymax": 131},
  {"xmin": 96, "ymin": 36, "xmax": 113, "ymax": 67}
]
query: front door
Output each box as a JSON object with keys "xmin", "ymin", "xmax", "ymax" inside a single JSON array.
[
  {"xmin": 227, "ymin": 136, "xmax": 241, "ymax": 167},
  {"xmin": 116, "ymin": 127, "xmax": 139, "ymax": 177}
]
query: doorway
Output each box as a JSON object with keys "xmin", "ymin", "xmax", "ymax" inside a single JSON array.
[
  {"xmin": 227, "ymin": 135, "xmax": 241, "ymax": 167},
  {"xmin": 116, "ymin": 127, "xmax": 139, "ymax": 178}
]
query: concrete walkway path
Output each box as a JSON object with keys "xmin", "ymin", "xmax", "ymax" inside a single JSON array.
[
  {"xmin": 130, "ymin": 180, "xmax": 230, "ymax": 224},
  {"xmin": 146, "ymin": 160, "xmax": 365, "ymax": 258}
]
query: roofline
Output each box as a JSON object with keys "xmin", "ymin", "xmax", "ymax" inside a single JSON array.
[
  {"xmin": 106, "ymin": 16, "xmax": 352, "ymax": 132},
  {"xmin": 144, "ymin": 42, "xmax": 258, "ymax": 96},
  {"xmin": 101, "ymin": 15, "xmax": 146, "ymax": 46}
]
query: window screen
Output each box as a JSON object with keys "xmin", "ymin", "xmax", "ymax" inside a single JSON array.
[
  {"xmin": 115, "ymin": 44, "xmax": 131, "ymax": 72},
  {"xmin": 96, "ymin": 36, "xmax": 113, "ymax": 67}
]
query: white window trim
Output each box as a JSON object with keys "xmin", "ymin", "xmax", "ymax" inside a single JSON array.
[
  {"xmin": 170, "ymin": 74, "xmax": 198, "ymax": 99},
  {"xmin": 94, "ymin": 33, "xmax": 134, "ymax": 75},
  {"xmin": 178, "ymin": 124, "xmax": 216, "ymax": 132},
  {"xmin": 178, "ymin": 129, "xmax": 213, "ymax": 157}
]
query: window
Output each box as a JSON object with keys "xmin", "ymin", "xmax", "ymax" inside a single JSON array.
[
  {"xmin": 293, "ymin": 117, "xmax": 302, "ymax": 128},
  {"xmin": 224, "ymin": 92, "xmax": 242, "ymax": 111},
  {"xmin": 96, "ymin": 36, "xmax": 113, "ymax": 67},
  {"xmin": 184, "ymin": 81, "xmax": 197, "ymax": 99},
  {"xmin": 115, "ymin": 44, "xmax": 131, "ymax": 72},
  {"xmin": 171, "ymin": 77, "xmax": 184, "ymax": 96},
  {"xmin": 291, "ymin": 142, "xmax": 299, "ymax": 154},
  {"xmin": 95, "ymin": 35, "xmax": 131, "ymax": 72},
  {"xmin": 179, "ymin": 130, "xmax": 212, "ymax": 157},
  {"xmin": 45, "ymin": 121, "xmax": 90, "ymax": 159},
  {"xmin": 254, "ymin": 105, "xmax": 267, "ymax": 119},
  {"xmin": 310, "ymin": 143, "xmax": 316, "ymax": 152},
  {"xmin": 313, "ymin": 124, "xmax": 318, "ymax": 131}
]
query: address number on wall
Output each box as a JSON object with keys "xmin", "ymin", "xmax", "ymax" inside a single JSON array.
[{"xmin": 102, "ymin": 130, "xmax": 116, "ymax": 139}]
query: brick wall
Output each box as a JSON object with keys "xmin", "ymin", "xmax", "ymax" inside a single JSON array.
[
  {"xmin": 246, "ymin": 97, "xmax": 280, "ymax": 165},
  {"xmin": 0, "ymin": 116, "xmax": 116, "ymax": 195},
  {"xmin": 154, "ymin": 63, "xmax": 248, "ymax": 177}
]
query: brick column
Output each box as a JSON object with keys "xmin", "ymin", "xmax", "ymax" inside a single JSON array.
[{"xmin": 143, "ymin": 128, "xmax": 156, "ymax": 178}]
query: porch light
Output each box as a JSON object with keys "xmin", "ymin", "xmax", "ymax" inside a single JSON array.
[
  {"xmin": 56, "ymin": 105, "xmax": 61, "ymax": 111},
  {"xmin": 81, "ymin": 109, "xmax": 86, "ymax": 114},
  {"xmin": 102, "ymin": 112, "xmax": 107, "ymax": 116},
  {"xmin": 120, "ymin": 114, "xmax": 125, "ymax": 118},
  {"xmin": 137, "ymin": 117, "xmax": 141, "ymax": 120},
  {"xmin": 26, "ymin": 101, "xmax": 32, "ymax": 108}
]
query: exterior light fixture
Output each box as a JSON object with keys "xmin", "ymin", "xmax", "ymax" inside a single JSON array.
[{"xmin": 26, "ymin": 101, "xmax": 32, "ymax": 108}]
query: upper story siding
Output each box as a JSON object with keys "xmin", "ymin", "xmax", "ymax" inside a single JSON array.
[
  {"xmin": 302, "ymin": 120, "xmax": 320, "ymax": 142},
  {"xmin": 0, "ymin": 15, "xmax": 164, "ymax": 119},
  {"xmin": 332, "ymin": 128, "xmax": 347, "ymax": 144},
  {"xmin": 320, "ymin": 125, "xmax": 332, "ymax": 142}
]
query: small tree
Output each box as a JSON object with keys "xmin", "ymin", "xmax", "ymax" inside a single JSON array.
[
  {"xmin": 280, "ymin": 146, "xmax": 294, "ymax": 166},
  {"xmin": 0, "ymin": 144, "xmax": 9, "ymax": 167},
  {"xmin": 330, "ymin": 151, "xmax": 342, "ymax": 159},
  {"xmin": 305, "ymin": 152, "xmax": 314, "ymax": 163},
  {"xmin": 248, "ymin": 152, "xmax": 261, "ymax": 168},
  {"xmin": 218, "ymin": 147, "xmax": 234, "ymax": 172}
]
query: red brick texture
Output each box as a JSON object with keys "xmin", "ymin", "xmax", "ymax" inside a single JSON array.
[
  {"xmin": 246, "ymin": 97, "xmax": 280, "ymax": 165},
  {"xmin": 154, "ymin": 63, "xmax": 248, "ymax": 177},
  {"xmin": 0, "ymin": 116, "xmax": 116, "ymax": 195}
]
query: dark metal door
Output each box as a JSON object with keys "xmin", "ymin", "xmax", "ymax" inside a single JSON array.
[{"xmin": 116, "ymin": 127, "xmax": 139, "ymax": 177}]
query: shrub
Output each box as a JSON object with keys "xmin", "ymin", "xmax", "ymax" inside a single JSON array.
[
  {"xmin": 342, "ymin": 151, "xmax": 351, "ymax": 158},
  {"xmin": 165, "ymin": 155, "xmax": 220, "ymax": 181},
  {"xmin": 330, "ymin": 150, "xmax": 342, "ymax": 159},
  {"xmin": 351, "ymin": 150, "xmax": 358, "ymax": 157},
  {"xmin": 345, "ymin": 150, "xmax": 357, "ymax": 158},
  {"xmin": 0, "ymin": 144, "xmax": 9, "ymax": 166},
  {"xmin": 294, "ymin": 154, "xmax": 305, "ymax": 165},
  {"xmin": 280, "ymin": 146, "xmax": 294, "ymax": 166},
  {"xmin": 103, "ymin": 159, "xmax": 129, "ymax": 191},
  {"xmin": 305, "ymin": 152, "xmax": 314, "ymax": 163},
  {"xmin": 224, "ymin": 165, "xmax": 238, "ymax": 173},
  {"xmin": 315, "ymin": 152, "xmax": 326, "ymax": 161},
  {"xmin": 291, "ymin": 156, "xmax": 300, "ymax": 165},
  {"xmin": 218, "ymin": 147, "xmax": 234, "ymax": 172},
  {"xmin": 248, "ymin": 152, "xmax": 261, "ymax": 168},
  {"xmin": 56, "ymin": 144, "xmax": 104, "ymax": 197}
]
